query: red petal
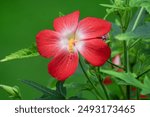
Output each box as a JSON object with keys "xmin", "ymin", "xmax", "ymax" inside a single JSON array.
[
  {"xmin": 36, "ymin": 30, "xmax": 61, "ymax": 58},
  {"xmin": 76, "ymin": 17, "xmax": 111, "ymax": 40},
  {"xmin": 77, "ymin": 39, "xmax": 111, "ymax": 66},
  {"xmin": 48, "ymin": 51, "xmax": 78, "ymax": 81},
  {"xmin": 54, "ymin": 11, "xmax": 80, "ymax": 36},
  {"xmin": 103, "ymin": 76, "xmax": 112, "ymax": 85}
]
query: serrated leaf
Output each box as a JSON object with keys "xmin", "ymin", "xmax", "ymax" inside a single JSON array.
[
  {"xmin": 115, "ymin": 22, "xmax": 150, "ymax": 40},
  {"xmin": 0, "ymin": 85, "xmax": 21, "ymax": 99},
  {"xmin": 0, "ymin": 44, "xmax": 39, "ymax": 62},
  {"xmin": 100, "ymin": 69, "xmax": 144, "ymax": 88},
  {"xmin": 22, "ymin": 80, "xmax": 60, "ymax": 97}
]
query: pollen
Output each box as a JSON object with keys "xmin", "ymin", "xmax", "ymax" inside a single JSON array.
[{"xmin": 68, "ymin": 38, "xmax": 75, "ymax": 53}]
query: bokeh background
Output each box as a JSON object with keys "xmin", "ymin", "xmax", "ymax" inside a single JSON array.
[{"xmin": 0, "ymin": 0, "xmax": 111, "ymax": 99}]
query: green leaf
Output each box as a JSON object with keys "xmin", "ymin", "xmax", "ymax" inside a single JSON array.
[
  {"xmin": 101, "ymin": 69, "xmax": 150, "ymax": 95},
  {"xmin": 115, "ymin": 22, "xmax": 150, "ymax": 40},
  {"xmin": 37, "ymin": 94, "xmax": 64, "ymax": 100},
  {"xmin": 0, "ymin": 44, "xmax": 39, "ymax": 62},
  {"xmin": 144, "ymin": 4, "xmax": 150, "ymax": 14},
  {"xmin": 100, "ymin": 4, "xmax": 127, "ymax": 10},
  {"xmin": 56, "ymin": 81, "xmax": 66, "ymax": 97},
  {"xmin": 127, "ymin": 8, "xmax": 147, "ymax": 32},
  {"xmin": 0, "ymin": 85, "xmax": 21, "ymax": 99},
  {"xmin": 141, "ymin": 76, "xmax": 150, "ymax": 95},
  {"xmin": 130, "ymin": 0, "xmax": 150, "ymax": 7},
  {"xmin": 22, "ymin": 80, "xmax": 60, "ymax": 97},
  {"xmin": 100, "ymin": 69, "xmax": 144, "ymax": 88},
  {"xmin": 130, "ymin": 0, "xmax": 150, "ymax": 14}
]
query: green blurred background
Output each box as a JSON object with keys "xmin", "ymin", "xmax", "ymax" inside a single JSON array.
[{"xmin": 0, "ymin": 0, "xmax": 110, "ymax": 99}]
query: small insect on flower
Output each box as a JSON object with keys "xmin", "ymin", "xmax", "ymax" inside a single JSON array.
[{"xmin": 36, "ymin": 11, "xmax": 111, "ymax": 81}]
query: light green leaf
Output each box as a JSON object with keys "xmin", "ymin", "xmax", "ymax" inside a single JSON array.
[
  {"xmin": 0, "ymin": 85, "xmax": 21, "ymax": 99},
  {"xmin": 101, "ymin": 69, "xmax": 150, "ymax": 95},
  {"xmin": 99, "ymin": 4, "xmax": 127, "ymax": 10},
  {"xmin": 141, "ymin": 76, "xmax": 150, "ymax": 95},
  {"xmin": 115, "ymin": 22, "xmax": 150, "ymax": 40},
  {"xmin": 0, "ymin": 44, "xmax": 39, "ymax": 62},
  {"xmin": 100, "ymin": 69, "xmax": 144, "ymax": 88}
]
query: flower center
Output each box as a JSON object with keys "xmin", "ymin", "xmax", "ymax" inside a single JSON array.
[{"xmin": 68, "ymin": 36, "xmax": 76, "ymax": 53}]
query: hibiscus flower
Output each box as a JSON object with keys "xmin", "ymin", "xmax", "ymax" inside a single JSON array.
[{"xmin": 36, "ymin": 11, "xmax": 111, "ymax": 81}]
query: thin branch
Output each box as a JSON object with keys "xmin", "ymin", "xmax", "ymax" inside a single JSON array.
[
  {"xmin": 136, "ymin": 68, "xmax": 150, "ymax": 79},
  {"xmin": 107, "ymin": 60, "xmax": 124, "ymax": 70}
]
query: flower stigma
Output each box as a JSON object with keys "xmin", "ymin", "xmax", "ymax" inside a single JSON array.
[{"xmin": 68, "ymin": 35, "xmax": 76, "ymax": 53}]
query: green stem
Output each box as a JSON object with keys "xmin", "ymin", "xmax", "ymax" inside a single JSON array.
[
  {"xmin": 127, "ymin": 38, "xmax": 141, "ymax": 50},
  {"xmin": 131, "ymin": 7, "xmax": 144, "ymax": 31},
  {"xmin": 131, "ymin": 7, "xmax": 144, "ymax": 100},
  {"xmin": 136, "ymin": 68, "xmax": 150, "ymax": 79},
  {"xmin": 123, "ymin": 41, "xmax": 130, "ymax": 99},
  {"xmin": 96, "ymin": 69, "xmax": 109, "ymax": 100},
  {"xmin": 79, "ymin": 56, "xmax": 104, "ymax": 99},
  {"xmin": 107, "ymin": 60, "xmax": 124, "ymax": 70}
]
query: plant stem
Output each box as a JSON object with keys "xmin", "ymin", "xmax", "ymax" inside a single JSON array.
[
  {"xmin": 79, "ymin": 56, "xmax": 104, "ymax": 99},
  {"xmin": 131, "ymin": 7, "xmax": 145, "ymax": 100},
  {"xmin": 136, "ymin": 68, "xmax": 150, "ymax": 79},
  {"xmin": 127, "ymin": 38, "xmax": 141, "ymax": 50},
  {"xmin": 96, "ymin": 68, "xmax": 109, "ymax": 100},
  {"xmin": 123, "ymin": 40, "xmax": 130, "ymax": 99},
  {"xmin": 131, "ymin": 7, "xmax": 144, "ymax": 31},
  {"xmin": 107, "ymin": 60, "xmax": 124, "ymax": 70}
]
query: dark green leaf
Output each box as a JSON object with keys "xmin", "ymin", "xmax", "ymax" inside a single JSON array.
[
  {"xmin": 37, "ymin": 94, "xmax": 65, "ymax": 100},
  {"xmin": 56, "ymin": 81, "xmax": 66, "ymax": 97},
  {"xmin": 22, "ymin": 80, "xmax": 59, "ymax": 97}
]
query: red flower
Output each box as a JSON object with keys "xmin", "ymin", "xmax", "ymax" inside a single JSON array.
[
  {"xmin": 103, "ymin": 76, "xmax": 112, "ymax": 85},
  {"xmin": 36, "ymin": 11, "xmax": 111, "ymax": 81}
]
